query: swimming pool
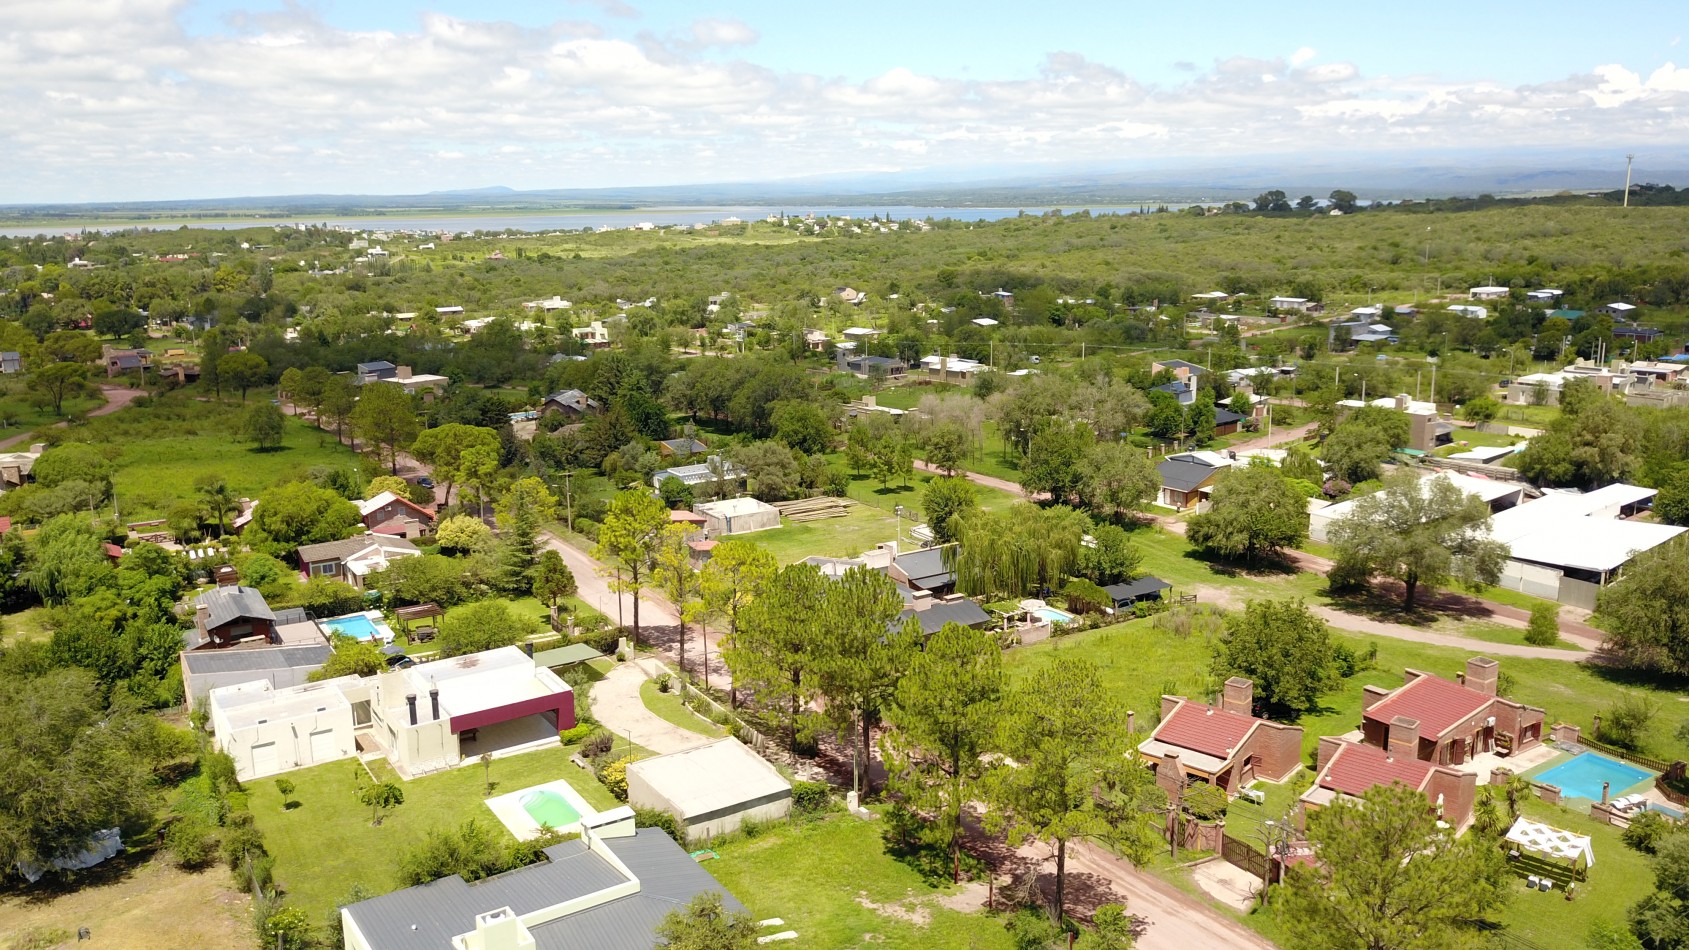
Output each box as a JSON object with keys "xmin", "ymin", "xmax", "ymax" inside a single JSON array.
[
  {"xmin": 1033, "ymin": 607, "xmax": 1075, "ymax": 624},
  {"xmin": 1536, "ymin": 751, "xmax": 1654, "ymax": 801},
  {"xmin": 520, "ymin": 790, "xmax": 583, "ymax": 830},
  {"xmin": 319, "ymin": 613, "xmax": 391, "ymax": 643}
]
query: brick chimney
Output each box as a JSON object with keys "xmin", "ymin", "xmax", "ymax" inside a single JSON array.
[
  {"xmin": 1157, "ymin": 752, "xmax": 1185, "ymax": 798},
  {"xmin": 1466, "ymin": 657, "xmax": 1499, "ymax": 697},
  {"xmin": 1126, "ymin": 710, "xmax": 1136, "ymax": 734},
  {"xmin": 1388, "ymin": 716, "xmax": 1421, "ymax": 758},
  {"xmin": 1221, "ymin": 677, "xmax": 1254, "ymax": 717},
  {"xmin": 1316, "ymin": 735, "xmax": 1344, "ymax": 772},
  {"xmin": 1160, "ymin": 695, "xmax": 1182, "ymax": 721},
  {"xmin": 1361, "ymin": 684, "xmax": 1390, "ymax": 712}
]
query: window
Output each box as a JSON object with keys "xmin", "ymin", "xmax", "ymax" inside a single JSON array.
[{"xmin": 314, "ymin": 561, "xmax": 339, "ymax": 576}]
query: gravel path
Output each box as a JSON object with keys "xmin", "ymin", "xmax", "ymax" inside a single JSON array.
[{"xmin": 589, "ymin": 662, "xmax": 711, "ymax": 756}]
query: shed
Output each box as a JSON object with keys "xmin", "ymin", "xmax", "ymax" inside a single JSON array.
[
  {"xmin": 625, "ymin": 738, "xmax": 792, "ymax": 842},
  {"xmin": 694, "ymin": 497, "xmax": 781, "ymax": 536},
  {"xmin": 1103, "ymin": 576, "xmax": 1172, "ymax": 607}
]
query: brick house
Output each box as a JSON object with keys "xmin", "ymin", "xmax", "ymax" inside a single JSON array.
[
  {"xmin": 356, "ymin": 491, "xmax": 436, "ymax": 538},
  {"xmin": 1300, "ymin": 736, "xmax": 1477, "ymax": 833},
  {"xmin": 1139, "ymin": 678, "xmax": 1304, "ymax": 797},
  {"xmin": 1361, "ymin": 657, "xmax": 1545, "ymax": 767}
]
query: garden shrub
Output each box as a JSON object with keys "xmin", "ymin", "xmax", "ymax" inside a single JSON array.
[
  {"xmin": 559, "ymin": 722, "xmax": 597, "ymax": 744},
  {"xmin": 791, "ymin": 780, "xmax": 833, "ymax": 816},
  {"xmin": 1597, "ymin": 693, "xmax": 1661, "ymax": 751},
  {"xmin": 633, "ymin": 806, "xmax": 688, "ymax": 845},
  {"xmin": 164, "ymin": 816, "xmax": 217, "ymax": 869},
  {"xmin": 1624, "ymin": 809, "xmax": 1674, "ymax": 854},
  {"xmin": 581, "ymin": 729, "xmax": 615, "ymax": 757},
  {"xmin": 600, "ymin": 756, "xmax": 634, "ymax": 802}
]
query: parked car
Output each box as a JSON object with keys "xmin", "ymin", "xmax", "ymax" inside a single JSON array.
[{"xmin": 414, "ymin": 475, "xmax": 434, "ymax": 489}]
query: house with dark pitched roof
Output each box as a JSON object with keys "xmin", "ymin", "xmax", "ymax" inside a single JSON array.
[
  {"xmin": 1300, "ymin": 736, "xmax": 1477, "ymax": 833},
  {"xmin": 888, "ymin": 545, "xmax": 955, "ymax": 594},
  {"xmin": 898, "ymin": 597, "xmax": 991, "ymax": 635},
  {"xmin": 192, "ymin": 585, "xmax": 277, "ymax": 649},
  {"xmin": 1138, "ymin": 678, "xmax": 1304, "ymax": 797},
  {"xmin": 1156, "ymin": 451, "xmax": 1233, "ymax": 511},
  {"xmin": 1361, "ymin": 657, "xmax": 1545, "ymax": 766},
  {"xmin": 540, "ymin": 389, "xmax": 602, "ymax": 418}
]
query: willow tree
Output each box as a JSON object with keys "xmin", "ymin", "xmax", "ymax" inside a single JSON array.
[{"xmin": 945, "ymin": 504, "xmax": 1088, "ymax": 599}]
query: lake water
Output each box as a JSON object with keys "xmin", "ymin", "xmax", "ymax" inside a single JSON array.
[{"xmin": 0, "ymin": 204, "xmax": 1176, "ymax": 238}]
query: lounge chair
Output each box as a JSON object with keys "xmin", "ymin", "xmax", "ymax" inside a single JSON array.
[
  {"xmin": 1540, "ymin": 879, "xmax": 1553, "ymax": 892},
  {"xmin": 1527, "ymin": 875, "xmax": 1540, "ymax": 889}
]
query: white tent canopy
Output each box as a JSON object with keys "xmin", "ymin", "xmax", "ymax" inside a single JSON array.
[{"xmin": 1505, "ymin": 817, "xmax": 1595, "ymax": 867}]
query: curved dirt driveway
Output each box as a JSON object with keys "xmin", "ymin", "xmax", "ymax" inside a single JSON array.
[{"xmin": 0, "ymin": 384, "xmax": 147, "ymax": 451}]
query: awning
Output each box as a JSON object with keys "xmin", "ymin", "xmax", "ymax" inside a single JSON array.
[{"xmin": 1504, "ymin": 817, "xmax": 1594, "ymax": 867}]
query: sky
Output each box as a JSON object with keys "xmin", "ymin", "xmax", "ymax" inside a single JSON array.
[{"xmin": 4, "ymin": 0, "xmax": 1689, "ymax": 203}]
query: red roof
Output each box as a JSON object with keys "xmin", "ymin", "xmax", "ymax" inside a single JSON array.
[
  {"xmin": 371, "ymin": 521, "xmax": 409, "ymax": 536},
  {"xmin": 687, "ymin": 538, "xmax": 718, "ymax": 552},
  {"xmin": 1151, "ymin": 701, "xmax": 1261, "ymax": 760},
  {"xmin": 0, "ymin": 516, "xmax": 11, "ymax": 534},
  {"xmin": 104, "ymin": 542, "xmax": 124, "ymax": 559},
  {"xmin": 1364, "ymin": 674, "xmax": 1492, "ymax": 739},
  {"xmin": 1318, "ymin": 741, "xmax": 1435, "ymax": 797},
  {"xmin": 670, "ymin": 510, "xmax": 707, "ymax": 524}
]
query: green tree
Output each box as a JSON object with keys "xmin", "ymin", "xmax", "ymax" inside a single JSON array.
[
  {"xmin": 1460, "ymin": 396, "xmax": 1500, "ymax": 424},
  {"xmin": 882, "ymin": 622, "xmax": 1005, "ymax": 882},
  {"xmin": 365, "ymin": 474, "xmax": 409, "ymax": 500},
  {"xmin": 1321, "ymin": 423, "xmax": 1394, "ymax": 484},
  {"xmin": 376, "ymin": 553, "xmax": 468, "ymax": 607},
  {"xmin": 274, "ymin": 777, "xmax": 296, "ymax": 809},
  {"xmin": 294, "ymin": 365, "xmax": 331, "ymax": 424},
  {"xmin": 1210, "ymin": 599, "xmax": 1338, "ymax": 717},
  {"xmin": 654, "ymin": 522, "xmax": 702, "ymax": 675},
  {"xmin": 921, "ymin": 475, "xmax": 978, "ymax": 545},
  {"xmin": 1328, "ymin": 472, "xmax": 1510, "ymax": 609},
  {"xmin": 435, "ymin": 514, "xmax": 494, "ymax": 553},
  {"xmin": 31, "ymin": 443, "xmax": 113, "ymax": 492},
  {"xmin": 1280, "ymin": 784, "xmax": 1510, "ymax": 950},
  {"xmin": 657, "ymin": 476, "xmax": 694, "ymax": 510},
  {"xmin": 1517, "ymin": 398, "xmax": 1642, "ymax": 489},
  {"xmin": 655, "ymin": 892, "xmax": 759, "ymax": 950},
  {"xmin": 195, "ymin": 475, "xmax": 239, "ymax": 538},
  {"xmin": 42, "ymin": 330, "xmax": 101, "ymax": 364},
  {"xmin": 1597, "ymin": 540, "xmax": 1689, "ymax": 673},
  {"xmin": 722, "ymin": 562, "xmax": 827, "ymax": 758},
  {"xmin": 277, "ymin": 366, "xmax": 304, "ymax": 414},
  {"xmin": 1078, "ymin": 441, "xmax": 1159, "ymax": 519},
  {"xmin": 1077, "ymin": 903, "xmax": 1138, "ymax": 950},
  {"xmin": 698, "ymin": 538, "xmax": 776, "ymax": 674},
  {"xmin": 1021, "ymin": 420, "xmax": 1095, "ymax": 503},
  {"xmin": 593, "ymin": 489, "xmax": 669, "ymax": 648},
  {"xmin": 1281, "ymin": 445, "xmax": 1325, "ymax": 484},
  {"xmin": 922, "ymin": 422, "xmax": 971, "ymax": 476},
  {"xmin": 437, "ymin": 601, "xmax": 540, "ymax": 657},
  {"xmin": 810, "ymin": 566, "xmax": 917, "ymax": 795},
  {"xmin": 1077, "ymin": 522, "xmax": 1141, "ymax": 586},
  {"xmin": 985, "ymin": 654, "xmax": 1155, "ymax": 924},
  {"xmin": 1328, "ymin": 190, "xmax": 1359, "ymax": 213},
  {"xmin": 240, "ymin": 400, "xmax": 286, "ymax": 450},
  {"xmin": 1186, "ymin": 464, "xmax": 1309, "ymax": 561},
  {"xmin": 218, "ymin": 351, "xmax": 269, "ymax": 402},
  {"xmin": 532, "ymin": 549, "xmax": 577, "ymax": 611},
  {"xmin": 1188, "ymin": 388, "xmax": 1217, "ymax": 443},
  {"xmin": 1524, "ymin": 601, "xmax": 1560, "ymax": 647},
  {"xmin": 309, "ymin": 633, "xmax": 386, "ymax": 681},
  {"xmin": 1632, "ymin": 834, "xmax": 1689, "ymax": 948},
  {"xmin": 1656, "ymin": 468, "xmax": 1689, "ymax": 527},
  {"xmin": 352, "ymin": 383, "xmax": 421, "ymax": 475},
  {"xmin": 494, "ymin": 478, "xmax": 555, "ymax": 595},
  {"xmin": 244, "ymin": 481, "xmax": 360, "ymax": 557},
  {"xmin": 411, "ymin": 424, "xmax": 500, "ymax": 507},
  {"xmin": 22, "ymin": 514, "xmax": 113, "ymax": 605},
  {"xmin": 770, "ymin": 401, "xmax": 835, "ymax": 455},
  {"xmin": 359, "ymin": 781, "xmax": 405, "ymax": 826},
  {"xmin": 948, "ymin": 504, "xmax": 1087, "ymax": 598},
  {"xmin": 26, "ymin": 362, "xmax": 90, "ymax": 416}
]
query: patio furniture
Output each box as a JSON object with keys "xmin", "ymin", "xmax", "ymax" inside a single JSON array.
[
  {"xmin": 1508, "ymin": 849, "xmax": 1520, "ymax": 859},
  {"xmin": 1241, "ymin": 788, "xmax": 1266, "ymax": 805},
  {"xmin": 1527, "ymin": 875, "xmax": 1540, "ymax": 889}
]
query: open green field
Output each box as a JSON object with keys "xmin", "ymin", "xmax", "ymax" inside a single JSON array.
[
  {"xmin": 246, "ymin": 744, "xmax": 622, "ymax": 922},
  {"xmin": 703, "ymin": 811, "xmax": 1013, "ymax": 950},
  {"xmin": 745, "ymin": 503, "xmax": 899, "ymax": 563},
  {"xmin": 0, "ymin": 376, "xmax": 104, "ymax": 432},
  {"xmin": 1, "ymin": 605, "xmax": 54, "ymax": 643}
]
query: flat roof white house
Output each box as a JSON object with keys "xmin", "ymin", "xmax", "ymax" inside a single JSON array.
[
  {"xmin": 1310, "ymin": 472, "xmax": 1525, "ymax": 543},
  {"xmin": 694, "ymin": 496, "xmax": 781, "ymax": 536},
  {"xmin": 1469, "ymin": 285, "xmax": 1511, "ymax": 300},
  {"xmin": 210, "ymin": 675, "xmax": 368, "ymax": 781},
  {"xmin": 626, "ymin": 738, "xmax": 792, "ymax": 842},
  {"xmin": 1487, "ymin": 485, "xmax": 1683, "ymax": 608}
]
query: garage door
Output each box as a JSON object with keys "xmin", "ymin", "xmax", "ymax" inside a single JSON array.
[
  {"xmin": 309, "ymin": 729, "xmax": 336, "ymax": 762},
  {"xmin": 251, "ymin": 742, "xmax": 278, "ymax": 776}
]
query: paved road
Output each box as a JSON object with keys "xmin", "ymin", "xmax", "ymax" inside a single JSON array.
[
  {"xmin": 590, "ymin": 662, "xmax": 711, "ymax": 755},
  {"xmin": 539, "ymin": 531, "xmax": 680, "ymax": 634},
  {"xmin": 0, "ymin": 384, "xmax": 146, "ymax": 450}
]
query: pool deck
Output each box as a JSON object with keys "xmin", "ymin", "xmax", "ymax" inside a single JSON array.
[{"xmin": 485, "ymin": 778, "xmax": 598, "ymax": 841}]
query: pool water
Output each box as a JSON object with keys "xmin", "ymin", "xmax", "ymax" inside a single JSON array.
[
  {"xmin": 1033, "ymin": 607, "xmax": 1075, "ymax": 624},
  {"xmin": 520, "ymin": 790, "xmax": 583, "ymax": 829},
  {"xmin": 321, "ymin": 614, "xmax": 381, "ymax": 642},
  {"xmin": 1536, "ymin": 752, "xmax": 1653, "ymax": 801}
]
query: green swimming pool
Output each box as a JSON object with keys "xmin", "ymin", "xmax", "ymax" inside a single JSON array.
[{"xmin": 520, "ymin": 789, "xmax": 583, "ymax": 829}]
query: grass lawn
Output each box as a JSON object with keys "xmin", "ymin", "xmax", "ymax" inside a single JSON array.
[
  {"xmin": 1003, "ymin": 616, "xmax": 1216, "ymax": 723},
  {"xmin": 703, "ymin": 812, "xmax": 1014, "ymax": 950},
  {"xmin": 1, "ymin": 605, "xmax": 55, "ymax": 643},
  {"xmin": 0, "ymin": 379, "xmax": 104, "ymax": 432},
  {"xmin": 1487, "ymin": 795, "xmax": 1655, "ymax": 946},
  {"xmin": 1224, "ymin": 770, "xmax": 1309, "ymax": 852},
  {"xmin": 640, "ymin": 679, "xmax": 728, "ymax": 739},
  {"xmin": 246, "ymin": 744, "xmax": 622, "ymax": 922},
  {"xmin": 744, "ymin": 503, "xmax": 900, "ymax": 563}
]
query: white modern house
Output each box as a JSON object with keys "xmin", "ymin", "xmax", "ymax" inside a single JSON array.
[
  {"xmin": 626, "ymin": 738, "xmax": 792, "ymax": 842},
  {"xmin": 1486, "ymin": 485, "xmax": 1683, "ymax": 609}
]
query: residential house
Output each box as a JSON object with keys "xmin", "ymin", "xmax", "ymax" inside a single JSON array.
[
  {"xmin": 523, "ymin": 296, "xmax": 572, "ymax": 312},
  {"xmin": 357, "ymin": 491, "xmax": 435, "ymax": 538},
  {"xmin": 180, "ymin": 642, "xmax": 330, "ymax": 711},
  {"xmin": 802, "ymin": 329, "xmax": 830, "ymax": 351},
  {"xmin": 0, "ymin": 443, "xmax": 45, "ymax": 492},
  {"xmin": 692, "ymin": 496, "xmax": 778, "ymax": 535},
  {"xmin": 1614, "ymin": 325, "xmax": 1664, "ymax": 345},
  {"xmin": 1267, "ymin": 296, "xmax": 1314, "ymax": 312},
  {"xmin": 1103, "ymin": 576, "xmax": 1171, "ymax": 608},
  {"xmin": 191, "ymin": 585, "xmax": 278, "ymax": 649},
  {"xmin": 920, "ymin": 354, "xmax": 986, "ymax": 382},
  {"xmin": 436, "ymin": 305, "xmax": 465, "ymax": 316},
  {"xmin": 540, "ymin": 389, "xmax": 602, "ymax": 419},
  {"xmin": 339, "ymin": 819, "xmax": 743, "ymax": 950},
  {"xmin": 1139, "ymin": 678, "xmax": 1304, "ymax": 797},
  {"xmin": 651, "ymin": 457, "xmax": 748, "ymax": 493},
  {"xmin": 1597, "ymin": 302, "xmax": 1638, "ymax": 317},
  {"xmin": 841, "ymin": 354, "xmax": 908, "ymax": 378},
  {"xmin": 657, "ymin": 437, "xmax": 708, "ymax": 459},
  {"xmin": 0, "ymin": 351, "xmax": 21, "ymax": 374},
  {"xmin": 898, "ymin": 597, "xmax": 991, "ymax": 636},
  {"xmin": 102, "ymin": 346, "xmax": 152, "ymax": 377},
  {"xmin": 376, "ymin": 367, "xmax": 450, "ymax": 398},
  {"xmin": 1447, "ymin": 305, "xmax": 1489, "ymax": 319},
  {"xmin": 888, "ymin": 545, "xmax": 956, "ymax": 595},
  {"xmin": 1329, "ymin": 320, "xmax": 1394, "ymax": 351},
  {"xmin": 1190, "ymin": 291, "xmax": 1230, "ymax": 303},
  {"xmin": 1334, "ymin": 394, "xmax": 1451, "ymax": 452},
  {"xmin": 1361, "ymin": 657, "xmax": 1546, "ymax": 766},
  {"xmin": 355, "ymin": 360, "xmax": 398, "ymax": 383},
  {"xmin": 1526, "ymin": 289, "xmax": 1564, "ymax": 304},
  {"xmin": 1300, "ymin": 737, "xmax": 1477, "ymax": 833},
  {"xmin": 1311, "ymin": 471, "xmax": 1524, "ymax": 543},
  {"xmin": 842, "ymin": 326, "xmax": 881, "ymax": 341},
  {"xmin": 1153, "ymin": 378, "xmax": 1197, "ymax": 406},
  {"xmin": 1505, "ymin": 362, "xmax": 1630, "ymax": 406},
  {"xmin": 1156, "ymin": 451, "xmax": 1232, "ymax": 510},
  {"xmin": 836, "ymin": 287, "xmax": 866, "ymax": 305},
  {"xmin": 1152, "ymin": 359, "xmax": 1206, "ymax": 382},
  {"xmin": 571, "ymin": 321, "xmax": 611, "ymax": 348},
  {"xmin": 296, "ymin": 534, "xmax": 421, "ymax": 587},
  {"xmin": 1469, "ymin": 286, "xmax": 1511, "ymax": 300},
  {"xmin": 1211, "ymin": 408, "xmax": 1246, "ymax": 436}
]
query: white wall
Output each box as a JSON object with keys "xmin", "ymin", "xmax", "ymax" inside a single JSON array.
[
  {"xmin": 626, "ymin": 773, "xmax": 791, "ymax": 843},
  {"xmin": 217, "ymin": 707, "xmax": 357, "ymax": 781}
]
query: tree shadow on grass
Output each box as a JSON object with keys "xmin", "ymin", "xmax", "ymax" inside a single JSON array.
[
  {"xmin": 1180, "ymin": 547, "xmax": 1304, "ymax": 580},
  {"xmin": 15, "ymin": 847, "xmax": 153, "ymax": 906}
]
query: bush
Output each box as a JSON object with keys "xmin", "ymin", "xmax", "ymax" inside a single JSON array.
[
  {"xmin": 581, "ymin": 729, "xmax": 615, "ymax": 757},
  {"xmin": 1525, "ymin": 601, "xmax": 1560, "ymax": 646},
  {"xmin": 1131, "ymin": 598, "xmax": 1167, "ymax": 618},
  {"xmin": 1332, "ymin": 641, "xmax": 1370, "ymax": 677},
  {"xmin": 1181, "ymin": 782, "xmax": 1230, "ymax": 821},
  {"xmin": 1006, "ymin": 908, "xmax": 1066, "ymax": 950},
  {"xmin": 220, "ymin": 812, "xmax": 267, "ymax": 873},
  {"xmin": 791, "ymin": 780, "xmax": 833, "ymax": 816},
  {"xmin": 164, "ymin": 817, "xmax": 217, "ymax": 869},
  {"xmin": 1624, "ymin": 809, "xmax": 1675, "ymax": 854},
  {"xmin": 559, "ymin": 722, "xmax": 597, "ymax": 744},
  {"xmin": 1596, "ymin": 693, "xmax": 1661, "ymax": 751},
  {"xmin": 633, "ymin": 806, "xmax": 688, "ymax": 845},
  {"xmin": 600, "ymin": 755, "xmax": 634, "ymax": 801},
  {"xmin": 655, "ymin": 673, "xmax": 673, "ymax": 693},
  {"xmin": 260, "ymin": 905, "xmax": 314, "ymax": 950},
  {"xmin": 1060, "ymin": 578, "xmax": 1110, "ymax": 615}
]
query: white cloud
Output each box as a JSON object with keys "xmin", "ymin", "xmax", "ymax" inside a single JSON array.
[{"xmin": 2, "ymin": 8, "xmax": 1688, "ymax": 202}]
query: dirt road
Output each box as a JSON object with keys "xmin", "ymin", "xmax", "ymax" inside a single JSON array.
[{"xmin": 0, "ymin": 384, "xmax": 147, "ymax": 450}]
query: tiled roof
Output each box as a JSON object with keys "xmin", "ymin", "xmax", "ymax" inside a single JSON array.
[
  {"xmin": 1363, "ymin": 674, "xmax": 1492, "ymax": 739},
  {"xmin": 1151, "ymin": 701, "xmax": 1260, "ymax": 761},
  {"xmin": 1319, "ymin": 742, "xmax": 1435, "ymax": 797}
]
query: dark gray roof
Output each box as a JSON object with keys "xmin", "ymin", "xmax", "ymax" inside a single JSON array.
[
  {"xmin": 1158, "ymin": 457, "xmax": 1222, "ymax": 493},
  {"xmin": 1103, "ymin": 576, "xmax": 1171, "ymax": 603},
  {"xmin": 194, "ymin": 585, "xmax": 275, "ymax": 629},
  {"xmin": 895, "ymin": 547, "xmax": 953, "ymax": 590},
  {"xmin": 1153, "ymin": 380, "xmax": 1193, "ymax": 396},
  {"xmin": 898, "ymin": 599, "xmax": 991, "ymax": 634},
  {"xmin": 181, "ymin": 643, "xmax": 329, "ymax": 675},
  {"xmin": 1157, "ymin": 359, "xmax": 1205, "ymax": 374},
  {"xmin": 343, "ymin": 828, "xmax": 742, "ymax": 950},
  {"xmin": 296, "ymin": 534, "xmax": 416, "ymax": 563},
  {"xmin": 544, "ymin": 389, "xmax": 599, "ymax": 412},
  {"xmin": 358, "ymin": 360, "xmax": 396, "ymax": 372},
  {"xmin": 1214, "ymin": 408, "xmax": 1244, "ymax": 426}
]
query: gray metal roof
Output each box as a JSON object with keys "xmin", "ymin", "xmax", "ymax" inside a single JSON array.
[
  {"xmin": 344, "ymin": 828, "xmax": 743, "ymax": 949},
  {"xmin": 894, "ymin": 548, "xmax": 953, "ymax": 590},
  {"xmin": 181, "ymin": 643, "xmax": 330, "ymax": 675},
  {"xmin": 194, "ymin": 585, "xmax": 276, "ymax": 630},
  {"xmin": 898, "ymin": 599, "xmax": 990, "ymax": 635},
  {"xmin": 1157, "ymin": 457, "xmax": 1222, "ymax": 493},
  {"xmin": 1103, "ymin": 576, "xmax": 1172, "ymax": 604}
]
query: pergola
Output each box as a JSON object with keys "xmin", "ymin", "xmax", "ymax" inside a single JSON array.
[{"xmin": 1504, "ymin": 816, "xmax": 1594, "ymax": 881}]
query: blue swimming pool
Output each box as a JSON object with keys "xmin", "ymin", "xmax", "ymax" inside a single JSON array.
[
  {"xmin": 321, "ymin": 614, "xmax": 383, "ymax": 642},
  {"xmin": 1033, "ymin": 607, "xmax": 1075, "ymax": 624},
  {"xmin": 1536, "ymin": 752, "xmax": 1653, "ymax": 801}
]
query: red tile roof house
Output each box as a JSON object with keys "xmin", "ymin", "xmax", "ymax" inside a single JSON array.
[
  {"xmin": 1361, "ymin": 657, "xmax": 1546, "ymax": 767},
  {"xmin": 1138, "ymin": 678, "xmax": 1304, "ymax": 798},
  {"xmin": 1299, "ymin": 736, "xmax": 1477, "ymax": 834},
  {"xmin": 356, "ymin": 491, "xmax": 436, "ymax": 538}
]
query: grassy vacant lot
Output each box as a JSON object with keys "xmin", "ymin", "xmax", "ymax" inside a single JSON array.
[
  {"xmin": 0, "ymin": 376, "xmax": 104, "ymax": 433},
  {"xmin": 640, "ymin": 679, "xmax": 728, "ymax": 739},
  {"xmin": 704, "ymin": 812, "xmax": 1013, "ymax": 950},
  {"xmin": 0, "ymin": 852, "xmax": 252, "ymax": 950},
  {"xmin": 1, "ymin": 605, "xmax": 54, "ymax": 643},
  {"xmin": 744, "ymin": 503, "xmax": 900, "ymax": 563},
  {"xmin": 246, "ymin": 744, "xmax": 621, "ymax": 923},
  {"xmin": 57, "ymin": 393, "xmax": 361, "ymax": 519}
]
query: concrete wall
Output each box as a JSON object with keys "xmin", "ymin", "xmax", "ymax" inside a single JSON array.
[
  {"xmin": 216, "ymin": 706, "xmax": 357, "ymax": 781},
  {"xmin": 1499, "ymin": 560, "xmax": 1564, "ymax": 602},
  {"xmin": 1557, "ymin": 576, "xmax": 1601, "ymax": 612},
  {"xmin": 625, "ymin": 775, "xmax": 791, "ymax": 843}
]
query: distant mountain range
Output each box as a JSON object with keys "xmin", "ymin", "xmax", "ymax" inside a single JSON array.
[{"xmin": 3, "ymin": 149, "xmax": 1683, "ymax": 218}]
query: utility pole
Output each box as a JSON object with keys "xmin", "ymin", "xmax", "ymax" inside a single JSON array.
[
  {"xmin": 563, "ymin": 470, "xmax": 575, "ymax": 533},
  {"xmin": 1624, "ymin": 154, "xmax": 1636, "ymax": 208}
]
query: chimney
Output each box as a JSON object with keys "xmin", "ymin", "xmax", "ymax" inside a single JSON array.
[
  {"xmin": 1361, "ymin": 684, "xmax": 1390, "ymax": 712},
  {"xmin": 1221, "ymin": 677, "xmax": 1254, "ymax": 717},
  {"xmin": 1126, "ymin": 710, "xmax": 1136, "ymax": 734},
  {"xmin": 406, "ymin": 693, "xmax": 418, "ymax": 726},
  {"xmin": 1395, "ymin": 393, "xmax": 1408, "ymax": 411},
  {"xmin": 1388, "ymin": 716, "xmax": 1421, "ymax": 758},
  {"xmin": 1466, "ymin": 657, "xmax": 1499, "ymax": 697},
  {"xmin": 396, "ymin": 365, "xmax": 413, "ymax": 380},
  {"xmin": 524, "ymin": 642, "xmax": 534, "ymax": 658},
  {"xmin": 429, "ymin": 688, "xmax": 440, "ymax": 722},
  {"xmin": 1316, "ymin": 735, "xmax": 1344, "ymax": 772},
  {"xmin": 1160, "ymin": 695, "xmax": 1182, "ymax": 721},
  {"xmin": 468, "ymin": 907, "xmax": 533, "ymax": 950}
]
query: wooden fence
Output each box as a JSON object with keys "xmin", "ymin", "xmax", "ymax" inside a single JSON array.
[{"xmin": 1580, "ymin": 736, "xmax": 1673, "ymax": 774}]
